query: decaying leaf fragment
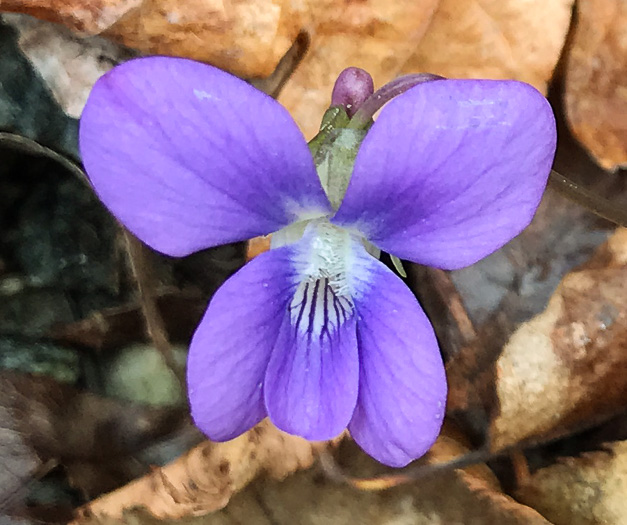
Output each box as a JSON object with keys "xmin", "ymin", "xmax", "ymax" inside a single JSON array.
[
  {"xmin": 240, "ymin": 429, "xmax": 551, "ymax": 525},
  {"xmin": 490, "ymin": 228, "xmax": 627, "ymax": 451},
  {"xmin": 103, "ymin": 0, "xmax": 300, "ymax": 77},
  {"xmin": 517, "ymin": 440, "xmax": 627, "ymax": 525},
  {"xmin": 4, "ymin": 14, "xmax": 132, "ymax": 118},
  {"xmin": 564, "ymin": 0, "xmax": 627, "ymax": 171},
  {"xmin": 0, "ymin": 0, "xmax": 301, "ymax": 78},
  {"xmin": 73, "ymin": 420, "xmax": 337, "ymax": 522},
  {"xmin": 0, "ymin": 371, "xmax": 180, "ymax": 510},
  {"xmin": 73, "ymin": 425, "xmax": 551, "ymax": 525},
  {"xmin": 401, "ymin": 0, "xmax": 574, "ymax": 93},
  {"xmin": 0, "ymin": 0, "xmax": 141, "ymax": 34}
]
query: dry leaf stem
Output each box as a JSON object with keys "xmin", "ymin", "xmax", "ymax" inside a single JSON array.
[
  {"xmin": 122, "ymin": 230, "xmax": 185, "ymax": 387},
  {"xmin": 548, "ymin": 169, "xmax": 627, "ymax": 227}
]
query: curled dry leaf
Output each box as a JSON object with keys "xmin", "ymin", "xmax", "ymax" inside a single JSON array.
[
  {"xmin": 248, "ymin": 430, "xmax": 552, "ymax": 525},
  {"xmin": 73, "ymin": 424, "xmax": 550, "ymax": 525},
  {"xmin": 490, "ymin": 228, "xmax": 627, "ymax": 452},
  {"xmin": 224, "ymin": 425, "xmax": 550, "ymax": 525},
  {"xmin": 517, "ymin": 440, "xmax": 627, "ymax": 525},
  {"xmin": 400, "ymin": 0, "xmax": 574, "ymax": 93},
  {"xmin": 278, "ymin": 0, "xmax": 439, "ymax": 138},
  {"xmin": 564, "ymin": 0, "xmax": 627, "ymax": 171},
  {"xmin": 72, "ymin": 420, "xmax": 338, "ymax": 522}
]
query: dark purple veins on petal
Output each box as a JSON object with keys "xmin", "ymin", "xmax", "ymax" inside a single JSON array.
[{"xmin": 265, "ymin": 278, "xmax": 358, "ymax": 441}]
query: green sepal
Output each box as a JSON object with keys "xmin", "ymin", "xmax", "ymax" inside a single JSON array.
[
  {"xmin": 308, "ymin": 107, "xmax": 373, "ymax": 209},
  {"xmin": 390, "ymin": 255, "xmax": 407, "ymax": 278}
]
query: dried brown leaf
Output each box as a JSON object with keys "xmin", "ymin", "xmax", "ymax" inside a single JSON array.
[
  {"xmin": 0, "ymin": 0, "xmax": 141, "ymax": 34},
  {"xmin": 106, "ymin": 0, "xmax": 301, "ymax": 77},
  {"xmin": 1, "ymin": 0, "xmax": 301, "ymax": 77},
  {"xmin": 401, "ymin": 0, "xmax": 574, "ymax": 93},
  {"xmin": 72, "ymin": 420, "xmax": 337, "ymax": 522},
  {"xmin": 0, "ymin": 380, "xmax": 45, "ymax": 509},
  {"xmin": 0, "ymin": 371, "xmax": 181, "ymax": 506},
  {"xmin": 490, "ymin": 228, "xmax": 627, "ymax": 451},
  {"xmin": 278, "ymin": 0, "xmax": 439, "ymax": 139},
  {"xmin": 564, "ymin": 0, "xmax": 627, "ymax": 171},
  {"xmin": 517, "ymin": 440, "xmax": 627, "ymax": 525},
  {"xmin": 245, "ymin": 236, "xmax": 271, "ymax": 262},
  {"xmin": 72, "ymin": 425, "xmax": 551, "ymax": 525}
]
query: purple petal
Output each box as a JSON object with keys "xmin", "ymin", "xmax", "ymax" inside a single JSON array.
[
  {"xmin": 264, "ymin": 279, "xmax": 359, "ymax": 441},
  {"xmin": 332, "ymin": 80, "xmax": 556, "ymax": 269},
  {"xmin": 348, "ymin": 249, "xmax": 446, "ymax": 467},
  {"xmin": 188, "ymin": 245, "xmax": 300, "ymax": 441},
  {"xmin": 79, "ymin": 57, "xmax": 330, "ymax": 257}
]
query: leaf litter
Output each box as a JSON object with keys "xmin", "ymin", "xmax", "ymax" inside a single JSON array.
[{"xmin": 0, "ymin": 1, "xmax": 626, "ymax": 524}]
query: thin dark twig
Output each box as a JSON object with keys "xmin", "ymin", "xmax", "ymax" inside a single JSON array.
[
  {"xmin": 548, "ymin": 169, "xmax": 627, "ymax": 227},
  {"xmin": 0, "ymin": 132, "xmax": 85, "ymax": 181},
  {"xmin": 427, "ymin": 267, "xmax": 477, "ymax": 345},
  {"xmin": 122, "ymin": 230, "xmax": 185, "ymax": 387},
  {"xmin": 320, "ymin": 404, "xmax": 627, "ymax": 491},
  {"xmin": 318, "ymin": 448, "xmax": 492, "ymax": 490},
  {"xmin": 408, "ymin": 264, "xmax": 477, "ymax": 362},
  {"xmin": 249, "ymin": 32, "xmax": 310, "ymax": 99}
]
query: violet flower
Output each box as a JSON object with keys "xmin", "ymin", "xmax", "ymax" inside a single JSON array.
[{"xmin": 79, "ymin": 57, "xmax": 556, "ymax": 467}]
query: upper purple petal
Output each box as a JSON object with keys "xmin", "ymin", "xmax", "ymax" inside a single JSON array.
[
  {"xmin": 188, "ymin": 245, "xmax": 299, "ymax": 441},
  {"xmin": 264, "ymin": 278, "xmax": 359, "ymax": 441},
  {"xmin": 332, "ymin": 80, "xmax": 556, "ymax": 269},
  {"xmin": 79, "ymin": 56, "xmax": 330, "ymax": 257},
  {"xmin": 347, "ymin": 247, "xmax": 447, "ymax": 467}
]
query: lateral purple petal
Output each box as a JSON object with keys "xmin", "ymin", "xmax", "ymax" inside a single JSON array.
[
  {"xmin": 79, "ymin": 57, "xmax": 330, "ymax": 257},
  {"xmin": 188, "ymin": 245, "xmax": 299, "ymax": 442},
  {"xmin": 264, "ymin": 279, "xmax": 359, "ymax": 441},
  {"xmin": 348, "ymin": 250, "xmax": 446, "ymax": 467},
  {"xmin": 333, "ymin": 80, "xmax": 556, "ymax": 269}
]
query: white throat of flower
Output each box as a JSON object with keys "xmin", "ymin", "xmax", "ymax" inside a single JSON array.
[
  {"xmin": 273, "ymin": 217, "xmax": 381, "ymax": 341},
  {"xmin": 273, "ymin": 219, "xmax": 354, "ymax": 296},
  {"xmin": 301, "ymin": 220, "xmax": 353, "ymax": 296},
  {"xmin": 275, "ymin": 219, "xmax": 356, "ymax": 337},
  {"xmin": 269, "ymin": 110, "xmax": 381, "ymax": 335}
]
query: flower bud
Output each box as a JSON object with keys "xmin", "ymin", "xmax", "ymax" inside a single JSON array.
[{"xmin": 331, "ymin": 67, "xmax": 374, "ymax": 117}]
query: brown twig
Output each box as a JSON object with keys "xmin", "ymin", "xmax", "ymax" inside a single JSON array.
[
  {"xmin": 408, "ymin": 264, "xmax": 477, "ymax": 361},
  {"xmin": 510, "ymin": 450, "xmax": 531, "ymax": 488},
  {"xmin": 250, "ymin": 32, "xmax": 310, "ymax": 99},
  {"xmin": 319, "ymin": 403, "xmax": 627, "ymax": 492},
  {"xmin": 122, "ymin": 230, "xmax": 185, "ymax": 387},
  {"xmin": 548, "ymin": 169, "xmax": 627, "ymax": 227},
  {"xmin": 318, "ymin": 447, "xmax": 492, "ymax": 491}
]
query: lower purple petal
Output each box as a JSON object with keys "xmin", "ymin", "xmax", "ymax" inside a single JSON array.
[
  {"xmin": 188, "ymin": 246, "xmax": 299, "ymax": 441},
  {"xmin": 348, "ymin": 250, "xmax": 447, "ymax": 467},
  {"xmin": 264, "ymin": 278, "xmax": 359, "ymax": 441}
]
